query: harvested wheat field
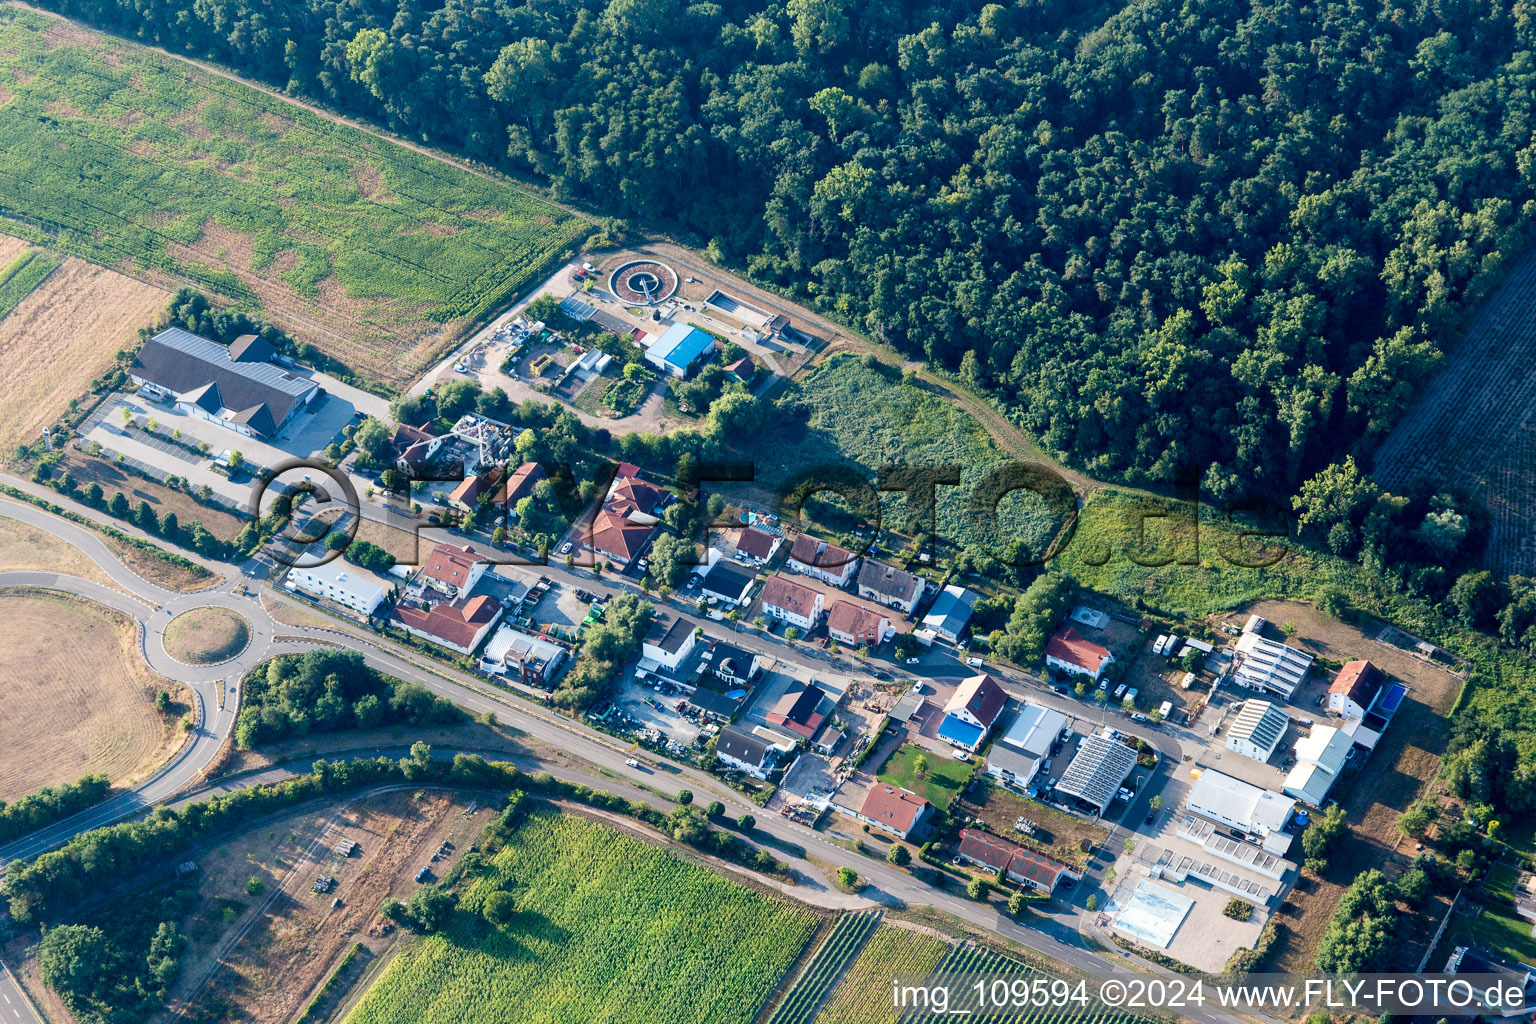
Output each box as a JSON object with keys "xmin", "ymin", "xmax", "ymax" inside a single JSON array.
[
  {"xmin": 0, "ymin": 234, "xmax": 29, "ymax": 267},
  {"xmin": 163, "ymin": 606, "xmax": 249, "ymax": 664},
  {"xmin": 0, "ymin": 589, "xmax": 184, "ymax": 801},
  {"xmin": 0, "ymin": 248, "xmax": 168, "ymax": 453},
  {"xmin": 0, "ymin": 514, "xmax": 116, "ymax": 589}
]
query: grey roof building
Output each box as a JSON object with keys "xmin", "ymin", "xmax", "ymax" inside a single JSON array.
[
  {"xmin": 922, "ymin": 585, "xmax": 979, "ymax": 641},
  {"xmin": 129, "ymin": 327, "xmax": 318, "ymax": 437},
  {"xmin": 1054, "ymin": 733, "xmax": 1138, "ymax": 814}
]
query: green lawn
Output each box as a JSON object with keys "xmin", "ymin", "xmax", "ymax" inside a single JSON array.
[
  {"xmin": 1470, "ymin": 906, "xmax": 1536, "ymax": 967},
  {"xmin": 735, "ymin": 354, "xmax": 1067, "ymax": 553},
  {"xmin": 1484, "ymin": 862, "xmax": 1522, "ymax": 905},
  {"xmin": 344, "ymin": 810, "xmax": 817, "ymax": 1024},
  {"xmin": 876, "ymin": 744, "xmax": 975, "ymax": 812},
  {"xmin": 0, "ymin": 6, "xmax": 588, "ymax": 387}
]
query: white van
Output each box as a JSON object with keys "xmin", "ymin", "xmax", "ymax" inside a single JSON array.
[{"xmin": 1158, "ymin": 700, "xmax": 1173, "ymax": 719}]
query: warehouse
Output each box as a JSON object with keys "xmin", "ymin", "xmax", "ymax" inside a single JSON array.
[
  {"xmin": 1054, "ymin": 731, "xmax": 1137, "ymax": 815},
  {"xmin": 1224, "ymin": 700, "xmax": 1290, "ymax": 762}
]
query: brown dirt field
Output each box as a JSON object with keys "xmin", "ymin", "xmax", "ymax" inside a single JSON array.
[
  {"xmin": 0, "ymin": 513, "xmax": 117, "ymax": 588},
  {"xmin": 0, "ymin": 254, "xmax": 169, "ymax": 453},
  {"xmin": 1241, "ymin": 600, "xmax": 1461, "ymax": 974},
  {"xmin": 0, "ymin": 589, "xmax": 187, "ymax": 802},
  {"xmin": 165, "ymin": 790, "xmax": 493, "ymax": 1024},
  {"xmin": 164, "ymin": 606, "xmax": 250, "ymax": 664},
  {"xmin": 0, "ymin": 234, "xmax": 30, "ymax": 266}
]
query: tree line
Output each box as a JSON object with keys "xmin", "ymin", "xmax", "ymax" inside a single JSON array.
[
  {"xmin": 1, "ymin": 750, "xmax": 787, "ymax": 928},
  {"xmin": 234, "ymin": 649, "xmax": 462, "ymax": 748},
  {"xmin": 0, "ymin": 774, "xmax": 110, "ymax": 846},
  {"xmin": 29, "ymin": 0, "xmax": 1536, "ymax": 491}
]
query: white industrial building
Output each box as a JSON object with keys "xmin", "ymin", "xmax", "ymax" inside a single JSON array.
[
  {"xmin": 642, "ymin": 615, "xmax": 697, "ymax": 672},
  {"xmin": 284, "ymin": 559, "xmax": 389, "ymax": 616},
  {"xmin": 1224, "ymin": 700, "xmax": 1290, "ymax": 762},
  {"xmin": 985, "ymin": 703, "xmax": 1068, "ymax": 788},
  {"xmin": 1233, "ymin": 632, "xmax": 1313, "ymax": 699},
  {"xmin": 1186, "ymin": 769, "xmax": 1295, "ymax": 855},
  {"xmin": 1283, "ymin": 723, "xmax": 1356, "ymax": 806}
]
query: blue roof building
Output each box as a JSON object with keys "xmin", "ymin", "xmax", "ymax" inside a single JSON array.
[
  {"xmin": 645, "ymin": 323, "xmax": 716, "ymax": 377},
  {"xmin": 937, "ymin": 715, "xmax": 985, "ymax": 750}
]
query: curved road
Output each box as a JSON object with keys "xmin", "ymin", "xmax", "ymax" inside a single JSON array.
[{"xmin": 0, "ymin": 492, "xmax": 1251, "ymax": 1024}]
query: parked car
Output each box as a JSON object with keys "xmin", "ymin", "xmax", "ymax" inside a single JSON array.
[
  {"xmin": 906, "ymin": 657, "xmax": 920, "ymax": 664},
  {"xmin": 966, "ymin": 656, "xmax": 984, "ymax": 667},
  {"xmin": 1051, "ymin": 685, "xmax": 1070, "ymax": 696},
  {"xmin": 559, "ymin": 542, "xmax": 572, "ymax": 554},
  {"xmin": 625, "ymin": 758, "xmax": 640, "ymax": 768},
  {"xmin": 951, "ymin": 750, "xmax": 971, "ymax": 762}
]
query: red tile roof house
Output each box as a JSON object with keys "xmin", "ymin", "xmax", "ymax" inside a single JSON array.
[
  {"xmin": 764, "ymin": 680, "xmax": 828, "ymax": 739},
  {"xmin": 856, "ymin": 784, "xmax": 935, "ymax": 840},
  {"xmin": 581, "ymin": 467, "xmax": 669, "ymax": 567},
  {"xmin": 393, "ymin": 594, "xmax": 503, "ymax": 655},
  {"xmin": 826, "ymin": 600, "xmax": 891, "ymax": 647},
  {"xmin": 786, "ymin": 534, "xmax": 859, "ymax": 586},
  {"xmin": 938, "ymin": 673, "xmax": 1009, "ymax": 751},
  {"xmin": 1043, "ymin": 626, "xmax": 1115, "ymax": 681},
  {"xmin": 1328, "ymin": 659, "xmax": 1382, "ymax": 720},
  {"xmin": 735, "ymin": 526, "xmax": 780, "ymax": 564},
  {"xmin": 449, "ymin": 467, "xmax": 502, "ymax": 513},
  {"xmin": 420, "ymin": 543, "xmax": 489, "ymax": 599},
  {"xmin": 502, "ymin": 461, "xmax": 549, "ymax": 510},
  {"xmin": 955, "ymin": 829, "xmax": 1079, "ymax": 893},
  {"xmin": 760, "ymin": 574, "xmax": 826, "ymax": 631}
]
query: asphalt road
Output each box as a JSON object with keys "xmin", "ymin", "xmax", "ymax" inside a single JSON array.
[{"xmin": 0, "ymin": 484, "xmax": 1253, "ymax": 1024}]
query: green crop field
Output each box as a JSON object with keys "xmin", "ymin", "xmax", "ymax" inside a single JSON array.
[
  {"xmin": 0, "ymin": 6, "xmax": 588, "ymax": 388},
  {"xmin": 738, "ymin": 354, "xmax": 1066, "ymax": 554},
  {"xmin": 814, "ymin": 924, "xmax": 947, "ymax": 1024},
  {"xmin": 344, "ymin": 811, "xmax": 818, "ymax": 1024},
  {"xmin": 764, "ymin": 911, "xmax": 879, "ymax": 1024},
  {"xmin": 0, "ymin": 246, "xmax": 63, "ymax": 320}
]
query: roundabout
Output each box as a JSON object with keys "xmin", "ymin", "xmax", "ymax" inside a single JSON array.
[{"xmin": 163, "ymin": 605, "xmax": 252, "ymax": 665}]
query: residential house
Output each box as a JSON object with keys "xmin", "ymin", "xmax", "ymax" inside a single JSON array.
[
  {"xmin": 642, "ymin": 615, "xmax": 697, "ymax": 672},
  {"xmin": 715, "ymin": 725, "xmax": 792, "ymax": 778},
  {"xmin": 722, "ymin": 354, "xmax": 756, "ymax": 382},
  {"xmin": 699, "ymin": 559, "xmax": 757, "ymax": 606},
  {"xmin": 734, "ymin": 527, "xmax": 779, "ymax": 565},
  {"xmin": 921, "ymin": 584, "xmax": 979, "ymax": 643},
  {"xmin": 391, "ymin": 423, "xmax": 443, "ymax": 475},
  {"xmin": 284, "ymin": 559, "xmax": 389, "ymax": 617},
  {"xmin": 478, "ymin": 626, "xmax": 565, "ymax": 685},
  {"xmin": 502, "ymin": 461, "xmax": 549, "ymax": 510},
  {"xmin": 856, "ymin": 560, "xmax": 923, "ymax": 614},
  {"xmin": 764, "ymin": 680, "xmax": 828, "ymax": 739},
  {"xmin": 854, "ymin": 784, "xmax": 934, "ymax": 840},
  {"xmin": 586, "ymin": 468, "xmax": 669, "ymax": 567},
  {"xmin": 394, "ymin": 595, "xmax": 502, "ymax": 655},
  {"xmin": 956, "ymin": 830, "xmax": 1078, "ymax": 893},
  {"xmin": 420, "ymin": 543, "xmax": 489, "ymax": 599},
  {"xmin": 826, "ymin": 601, "xmax": 890, "ymax": 647},
  {"xmin": 760, "ymin": 574, "xmax": 824, "ymax": 630},
  {"xmin": 686, "ymin": 687, "xmax": 739, "ymax": 723},
  {"xmin": 1225, "ymin": 700, "xmax": 1290, "ymax": 762},
  {"xmin": 706, "ymin": 643, "xmax": 759, "ymax": 687},
  {"xmin": 785, "ymin": 534, "xmax": 858, "ymax": 586},
  {"xmin": 1443, "ymin": 946, "xmax": 1536, "ymax": 1017},
  {"xmin": 1328, "ymin": 659, "xmax": 1382, "ymax": 720},
  {"xmin": 1044, "ymin": 627, "xmax": 1114, "ymax": 681},
  {"xmin": 128, "ymin": 327, "xmax": 320, "ymax": 438},
  {"xmin": 937, "ymin": 673, "xmax": 1008, "ymax": 751},
  {"xmin": 449, "ymin": 468, "xmax": 500, "ymax": 514}
]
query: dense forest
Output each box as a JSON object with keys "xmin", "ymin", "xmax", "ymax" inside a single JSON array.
[{"xmin": 28, "ymin": 0, "xmax": 1536, "ymax": 487}]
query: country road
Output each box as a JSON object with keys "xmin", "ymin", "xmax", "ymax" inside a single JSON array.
[{"xmin": 0, "ymin": 484, "xmax": 1255, "ymax": 1024}]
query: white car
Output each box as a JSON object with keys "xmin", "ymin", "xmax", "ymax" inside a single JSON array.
[
  {"xmin": 624, "ymin": 758, "xmax": 640, "ymax": 768},
  {"xmin": 559, "ymin": 542, "xmax": 572, "ymax": 554},
  {"xmin": 951, "ymin": 749, "xmax": 971, "ymax": 762},
  {"xmin": 906, "ymin": 657, "xmax": 920, "ymax": 664},
  {"xmin": 966, "ymin": 656, "xmax": 984, "ymax": 667}
]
